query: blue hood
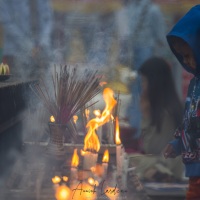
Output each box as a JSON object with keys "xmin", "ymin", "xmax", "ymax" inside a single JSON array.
[{"xmin": 167, "ymin": 5, "xmax": 200, "ymax": 76}]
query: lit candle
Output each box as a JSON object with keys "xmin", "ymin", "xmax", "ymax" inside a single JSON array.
[
  {"xmin": 102, "ymin": 149, "xmax": 109, "ymax": 179},
  {"xmin": 70, "ymin": 149, "xmax": 79, "ymax": 185},
  {"xmin": 52, "ymin": 175, "xmax": 61, "ymax": 190},
  {"xmin": 115, "ymin": 117, "xmax": 122, "ymax": 177}
]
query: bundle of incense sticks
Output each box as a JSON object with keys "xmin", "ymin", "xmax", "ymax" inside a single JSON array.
[{"xmin": 31, "ymin": 65, "xmax": 102, "ymax": 137}]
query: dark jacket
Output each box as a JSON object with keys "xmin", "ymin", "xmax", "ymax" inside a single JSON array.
[{"xmin": 167, "ymin": 5, "xmax": 200, "ymax": 177}]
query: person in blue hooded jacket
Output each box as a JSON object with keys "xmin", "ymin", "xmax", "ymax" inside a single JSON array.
[{"xmin": 163, "ymin": 5, "xmax": 200, "ymax": 200}]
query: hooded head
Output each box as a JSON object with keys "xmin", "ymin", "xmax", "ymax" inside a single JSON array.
[{"xmin": 167, "ymin": 5, "xmax": 200, "ymax": 76}]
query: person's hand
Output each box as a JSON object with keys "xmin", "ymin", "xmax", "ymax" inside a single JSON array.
[{"xmin": 163, "ymin": 144, "xmax": 177, "ymax": 159}]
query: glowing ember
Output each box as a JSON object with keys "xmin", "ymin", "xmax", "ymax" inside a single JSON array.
[
  {"xmin": 52, "ymin": 176, "xmax": 61, "ymax": 184},
  {"xmin": 50, "ymin": 115, "xmax": 55, "ymax": 123},
  {"xmin": 73, "ymin": 115, "xmax": 78, "ymax": 124},
  {"xmin": 71, "ymin": 149, "xmax": 79, "ymax": 168},
  {"xmin": 102, "ymin": 149, "xmax": 109, "ymax": 163},
  {"xmin": 55, "ymin": 185, "xmax": 71, "ymax": 200},
  {"xmin": 115, "ymin": 116, "xmax": 121, "ymax": 145}
]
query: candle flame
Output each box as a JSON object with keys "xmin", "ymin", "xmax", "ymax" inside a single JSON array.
[
  {"xmin": 71, "ymin": 149, "xmax": 79, "ymax": 167},
  {"xmin": 55, "ymin": 185, "xmax": 71, "ymax": 200},
  {"xmin": 52, "ymin": 176, "xmax": 61, "ymax": 184},
  {"xmin": 50, "ymin": 115, "xmax": 55, "ymax": 123},
  {"xmin": 102, "ymin": 149, "xmax": 109, "ymax": 163},
  {"xmin": 115, "ymin": 117, "xmax": 121, "ymax": 145},
  {"xmin": 62, "ymin": 176, "xmax": 68, "ymax": 182},
  {"xmin": 73, "ymin": 115, "xmax": 78, "ymax": 124},
  {"xmin": 83, "ymin": 88, "xmax": 117, "ymax": 153}
]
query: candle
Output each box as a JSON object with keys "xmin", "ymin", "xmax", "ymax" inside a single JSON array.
[
  {"xmin": 83, "ymin": 151, "xmax": 98, "ymax": 170},
  {"xmin": 115, "ymin": 117, "xmax": 122, "ymax": 177},
  {"xmin": 122, "ymin": 152, "xmax": 128, "ymax": 189},
  {"xmin": 70, "ymin": 149, "xmax": 79, "ymax": 185},
  {"xmin": 52, "ymin": 175, "xmax": 61, "ymax": 191}
]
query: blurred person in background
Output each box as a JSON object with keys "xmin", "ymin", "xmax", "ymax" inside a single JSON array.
[
  {"xmin": 0, "ymin": 0, "xmax": 53, "ymax": 79},
  {"xmin": 132, "ymin": 57, "xmax": 184, "ymax": 182},
  {"xmin": 115, "ymin": 0, "xmax": 167, "ymax": 138}
]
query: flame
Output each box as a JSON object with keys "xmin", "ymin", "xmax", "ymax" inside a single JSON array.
[
  {"xmin": 115, "ymin": 117, "xmax": 121, "ymax": 145},
  {"xmin": 55, "ymin": 185, "xmax": 71, "ymax": 200},
  {"xmin": 83, "ymin": 124, "xmax": 100, "ymax": 152},
  {"xmin": 102, "ymin": 149, "xmax": 109, "ymax": 163},
  {"xmin": 71, "ymin": 149, "xmax": 79, "ymax": 167},
  {"xmin": 83, "ymin": 88, "xmax": 117, "ymax": 153},
  {"xmin": 93, "ymin": 109, "xmax": 101, "ymax": 117},
  {"xmin": 62, "ymin": 176, "xmax": 68, "ymax": 182},
  {"xmin": 100, "ymin": 88, "xmax": 117, "ymax": 124},
  {"xmin": 52, "ymin": 176, "xmax": 61, "ymax": 184},
  {"xmin": 73, "ymin": 115, "xmax": 78, "ymax": 124},
  {"xmin": 50, "ymin": 115, "xmax": 55, "ymax": 123}
]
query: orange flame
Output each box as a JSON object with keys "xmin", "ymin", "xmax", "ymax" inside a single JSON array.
[
  {"xmin": 83, "ymin": 88, "xmax": 117, "ymax": 153},
  {"xmin": 50, "ymin": 115, "xmax": 55, "ymax": 123},
  {"xmin": 62, "ymin": 176, "xmax": 68, "ymax": 182},
  {"xmin": 83, "ymin": 125, "xmax": 100, "ymax": 152},
  {"xmin": 73, "ymin": 115, "xmax": 78, "ymax": 124},
  {"xmin": 71, "ymin": 149, "xmax": 79, "ymax": 168},
  {"xmin": 93, "ymin": 109, "xmax": 101, "ymax": 117},
  {"xmin": 52, "ymin": 176, "xmax": 61, "ymax": 184},
  {"xmin": 115, "ymin": 117, "xmax": 121, "ymax": 145},
  {"xmin": 55, "ymin": 185, "xmax": 71, "ymax": 200},
  {"xmin": 100, "ymin": 88, "xmax": 117, "ymax": 124},
  {"xmin": 102, "ymin": 149, "xmax": 109, "ymax": 163}
]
